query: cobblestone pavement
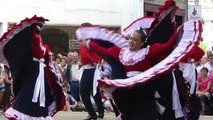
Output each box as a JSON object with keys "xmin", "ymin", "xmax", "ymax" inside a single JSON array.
[{"xmin": 1, "ymin": 111, "xmax": 213, "ymax": 120}]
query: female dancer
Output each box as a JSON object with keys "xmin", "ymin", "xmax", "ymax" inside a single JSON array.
[
  {"xmin": 76, "ymin": 1, "xmax": 203, "ymax": 119},
  {"xmin": 0, "ymin": 15, "xmax": 65, "ymax": 120}
]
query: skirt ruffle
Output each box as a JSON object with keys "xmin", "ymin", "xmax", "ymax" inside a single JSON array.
[{"xmin": 4, "ymin": 107, "xmax": 53, "ymax": 120}]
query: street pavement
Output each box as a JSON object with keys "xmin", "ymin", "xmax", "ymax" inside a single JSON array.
[{"xmin": 1, "ymin": 111, "xmax": 213, "ymax": 120}]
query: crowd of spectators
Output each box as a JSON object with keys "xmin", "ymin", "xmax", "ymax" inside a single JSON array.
[
  {"xmin": 50, "ymin": 51, "xmax": 114, "ymax": 113},
  {"xmin": 195, "ymin": 50, "xmax": 213, "ymax": 115}
]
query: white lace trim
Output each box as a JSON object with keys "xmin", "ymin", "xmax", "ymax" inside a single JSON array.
[
  {"xmin": 98, "ymin": 20, "xmax": 202, "ymax": 89},
  {"xmin": 4, "ymin": 107, "xmax": 53, "ymax": 120},
  {"xmin": 0, "ymin": 17, "xmax": 45, "ymax": 65},
  {"xmin": 48, "ymin": 102, "xmax": 57, "ymax": 117},
  {"xmin": 122, "ymin": 17, "xmax": 154, "ymax": 37},
  {"xmin": 119, "ymin": 46, "xmax": 150, "ymax": 66},
  {"xmin": 75, "ymin": 26, "xmax": 128, "ymax": 48}
]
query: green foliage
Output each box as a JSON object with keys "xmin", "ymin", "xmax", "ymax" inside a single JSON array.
[{"xmin": 199, "ymin": 42, "xmax": 209, "ymax": 52}]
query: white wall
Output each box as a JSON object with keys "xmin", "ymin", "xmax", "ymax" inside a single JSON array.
[
  {"xmin": 200, "ymin": 1, "xmax": 213, "ymax": 49},
  {"xmin": 0, "ymin": 23, "xmax": 2, "ymax": 36},
  {"xmin": 0, "ymin": 0, "xmax": 144, "ymax": 34}
]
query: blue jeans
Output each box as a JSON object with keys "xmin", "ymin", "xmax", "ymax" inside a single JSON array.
[{"xmin": 69, "ymin": 81, "xmax": 80, "ymax": 101}]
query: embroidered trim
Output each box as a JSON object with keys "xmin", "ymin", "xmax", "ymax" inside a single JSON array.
[{"xmin": 119, "ymin": 46, "xmax": 150, "ymax": 66}]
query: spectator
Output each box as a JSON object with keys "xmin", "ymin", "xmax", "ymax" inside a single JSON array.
[
  {"xmin": 67, "ymin": 52, "xmax": 73, "ymax": 64},
  {"xmin": 200, "ymin": 56, "xmax": 208, "ymax": 65},
  {"xmin": 50, "ymin": 52, "xmax": 59, "ymax": 72},
  {"xmin": 0, "ymin": 63, "xmax": 5, "ymax": 104},
  {"xmin": 1, "ymin": 65, "xmax": 12, "ymax": 112},
  {"xmin": 99, "ymin": 59, "xmax": 112, "ymax": 80},
  {"xmin": 62, "ymin": 86, "xmax": 77, "ymax": 111},
  {"xmin": 206, "ymin": 50, "xmax": 212, "ymax": 58},
  {"xmin": 66, "ymin": 51, "xmax": 81, "ymax": 102},
  {"xmin": 58, "ymin": 57, "xmax": 68, "ymax": 86},
  {"xmin": 196, "ymin": 67, "xmax": 212, "ymax": 114},
  {"xmin": 204, "ymin": 54, "xmax": 213, "ymax": 75},
  {"xmin": 57, "ymin": 53, "xmax": 63, "ymax": 59},
  {"xmin": 55, "ymin": 56, "xmax": 62, "ymax": 65},
  {"xmin": 196, "ymin": 56, "xmax": 208, "ymax": 75},
  {"xmin": 102, "ymin": 98, "xmax": 113, "ymax": 112}
]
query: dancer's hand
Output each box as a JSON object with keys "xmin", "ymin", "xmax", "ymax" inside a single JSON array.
[
  {"xmin": 82, "ymin": 39, "xmax": 87, "ymax": 46},
  {"xmin": 82, "ymin": 39, "xmax": 91, "ymax": 49}
]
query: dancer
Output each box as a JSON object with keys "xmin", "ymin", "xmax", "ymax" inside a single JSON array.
[
  {"xmin": 76, "ymin": 1, "xmax": 204, "ymax": 120},
  {"xmin": 0, "ymin": 16, "xmax": 65, "ymax": 120},
  {"xmin": 79, "ymin": 23, "xmax": 105, "ymax": 120}
]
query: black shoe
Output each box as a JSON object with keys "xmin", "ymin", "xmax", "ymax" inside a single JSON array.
[
  {"xmin": 84, "ymin": 115, "xmax": 97, "ymax": 120},
  {"xmin": 98, "ymin": 113, "xmax": 104, "ymax": 119}
]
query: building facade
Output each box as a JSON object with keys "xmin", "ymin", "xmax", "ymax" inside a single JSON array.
[
  {"xmin": 144, "ymin": 0, "xmax": 187, "ymax": 27},
  {"xmin": 0, "ymin": 0, "xmax": 187, "ymax": 54}
]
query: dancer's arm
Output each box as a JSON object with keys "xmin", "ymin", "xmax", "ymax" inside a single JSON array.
[{"xmin": 83, "ymin": 40, "xmax": 121, "ymax": 61}]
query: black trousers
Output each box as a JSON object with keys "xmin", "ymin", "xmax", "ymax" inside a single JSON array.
[
  {"xmin": 80, "ymin": 68, "xmax": 104, "ymax": 117},
  {"xmin": 112, "ymin": 81, "xmax": 158, "ymax": 120},
  {"xmin": 156, "ymin": 72, "xmax": 186, "ymax": 120},
  {"xmin": 109, "ymin": 99, "xmax": 120, "ymax": 117},
  {"xmin": 155, "ymin": 73, "xmax": 176, "ymax": 120}
]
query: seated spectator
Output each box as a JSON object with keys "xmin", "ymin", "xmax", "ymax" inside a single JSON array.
[
  {"xmin": 99, "ymin": 59, "xmax": 112, "ymax": 80},
  {"xmin": 62, "ymin": 85, "xmax": 86, "ymax": 112},
  {"xmin": 196, "ymin": 67, "xmax": 212, "ymax": 114},
  {"xmin": 62, "ymin": 86, "xmax": 77, "ymax": 111},
  {"xmin": 73, "ymin": 101, "xmax": 86, "ymax": 112},
  {"xmin": 207, "ymin": 67, "xmax": 213, "ymax": 115},
  {"xmin": 102, "ymin": 98, "xmax": 113, "ymax": 112},
  {"xmin": 0, "ymin": 63, "xmax": 5, "ymax": 104},
  {"xmin": 1, "ymin": 65, "xmax": 12, "ymax": 112}
]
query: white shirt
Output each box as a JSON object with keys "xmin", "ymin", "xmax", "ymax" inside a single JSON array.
[
  {"xmin": 204, "ymin": 62, "xmax": 213, "ymax": 75},
  {"xmin": 71, "ymin": 63, "xmax": 80, "ymax": 81}
]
